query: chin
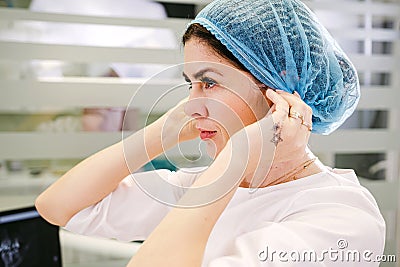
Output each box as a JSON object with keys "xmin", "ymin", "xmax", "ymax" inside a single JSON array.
[
  {"xmin": 205, "ymin": 140, "xmax": 218, "ymax": 159},
  {"xmin": 200, "ymin": 127, "xmax": 230, "ymax": 159},
  {"xmin": 205, "ymin": 138, "xmax": 228, "ymax": 159}
]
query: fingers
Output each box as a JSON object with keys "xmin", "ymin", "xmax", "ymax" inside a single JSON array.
[
  {"xmin": 287, "ymin": 92, "xmax": 312, "ymax": 131},
  {"xmin": 265, "ymin": 89, "xmax": 289, "ymax": 122},
  {"xmin": 288, "ymin": 94, "xmax": 312, "ymax": 124},
  {"xmin": 274, "ymin": 90, "xmax": 313, "ymax": 131}
]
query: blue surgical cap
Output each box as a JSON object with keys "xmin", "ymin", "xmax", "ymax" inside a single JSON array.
[{"xmin": 190, "ymin": 0, "xmax": 360, "ymax": 135}]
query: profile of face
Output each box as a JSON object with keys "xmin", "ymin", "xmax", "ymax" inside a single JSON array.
[{"xmin": 183, "ymin": 39, "xmax": 270, "ymax": 158}]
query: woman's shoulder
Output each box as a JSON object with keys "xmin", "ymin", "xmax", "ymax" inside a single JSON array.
[
  {"xmin": 236, "ymin": 169, "xmax": 385, "ymax": 254},
  {"xmin": 291, "ymin": 168, "xmax": 381, "ymax": 211},
  {"xmin": 256, "ymin": 168, "xmax": 381, "ymax": 212},
  {"xmin": 234, "ymin": 168, "xmax": 385, "ymax": 228},
  {"xmin": 209, "ymin": 169, "xmax": 385, "ymax": 266}
]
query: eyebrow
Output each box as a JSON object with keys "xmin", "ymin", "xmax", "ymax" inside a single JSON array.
[{"xmin": 182, "ymin": 67, "xmax": 223, "ymax": 81}]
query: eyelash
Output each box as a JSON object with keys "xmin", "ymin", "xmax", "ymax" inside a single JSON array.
[
  {"xmin": 187, "ymin": 77, "xmax": 217, "ymax": 91},
  {"xmin": 201, "ymin": 78, "xmax": 217, "ymax": 90}
]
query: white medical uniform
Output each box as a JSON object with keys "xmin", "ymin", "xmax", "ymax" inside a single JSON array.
[{"xmin": 65, "ymin": 167, "xmax": 385, "ymax": 266}]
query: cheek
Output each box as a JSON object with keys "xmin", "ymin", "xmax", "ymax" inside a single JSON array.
[
  {"xmin": 237, "ymin": 103, "xmax": 258, "ymax": 125},
  {"xmin": 207, "ymin": 95, "xmax": 258, "ymax": 136},
  {"xmin": 206, "ymin": 99, "xmax": 242, "ymax": 134},
  {"xmin": 226, "ymin": 97, "xmax": 258, "ymax": 130},
  {"xmin": 213, "ymin": 106, "xmax": 256, "ymax": 152}
]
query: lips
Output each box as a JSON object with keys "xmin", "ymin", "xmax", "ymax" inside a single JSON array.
[{"xmin": 197, "ymin": 127, "xmax": 217, "ymax": 140}]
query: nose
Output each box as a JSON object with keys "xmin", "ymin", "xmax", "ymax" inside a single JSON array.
[{"xmin": 184, "ymin": 82, "xmax": 208, "ymax": 118}]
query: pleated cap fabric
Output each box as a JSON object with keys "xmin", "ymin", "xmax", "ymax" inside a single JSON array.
[{"xmin": 190, "ymin": 0, "xmax": 360, "ymax": 134}]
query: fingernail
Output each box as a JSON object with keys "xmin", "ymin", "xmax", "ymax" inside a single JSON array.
[
  {"xmin": 276, "ymin": 89, "xmax": 285, "ymax": 93},
  {"xmin": 266, "ymin": 89, "xmax": 275, "ymax": 98}
]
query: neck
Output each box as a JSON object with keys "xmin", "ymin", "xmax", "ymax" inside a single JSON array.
[{"xmin": 240, "ymin": 148, "xmax": 325, "ymax": 188}]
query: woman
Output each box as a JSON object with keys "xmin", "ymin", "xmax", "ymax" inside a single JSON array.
[{"xmin": 36, "ymin": 0, "xmax": 385, "ymax": 266}]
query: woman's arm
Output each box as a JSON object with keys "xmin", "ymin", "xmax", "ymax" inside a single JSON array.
[
  {"xmin": 127, "ymin": 141, "xmax": 243, "ymax": 267},
  {"xmin": 35, "ymin": 113, "xmax": 181, "ymax": 227}
]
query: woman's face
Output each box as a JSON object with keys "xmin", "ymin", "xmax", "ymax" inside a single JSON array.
[{"xmin": 183, "ymin": 39, "xmax": 270, "ymax": 158}]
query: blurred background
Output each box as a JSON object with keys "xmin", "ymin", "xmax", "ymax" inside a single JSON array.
[{"xmin": 0, "ymin": 0, "xmax": 398, "ymax": 266}]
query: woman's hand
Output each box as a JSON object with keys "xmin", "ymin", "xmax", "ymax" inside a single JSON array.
[
  {"xmin": 153, "ymin": 97, "xmax": 198, "ymax": 149},
  {"xmin": 267, "ymin": 90, "xmax": 313, "ymax": 162}
]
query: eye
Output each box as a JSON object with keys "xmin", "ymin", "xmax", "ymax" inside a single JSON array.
[{"xmin": 200, "ymin": 77, "xmax": 217, "ymax": 90}]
